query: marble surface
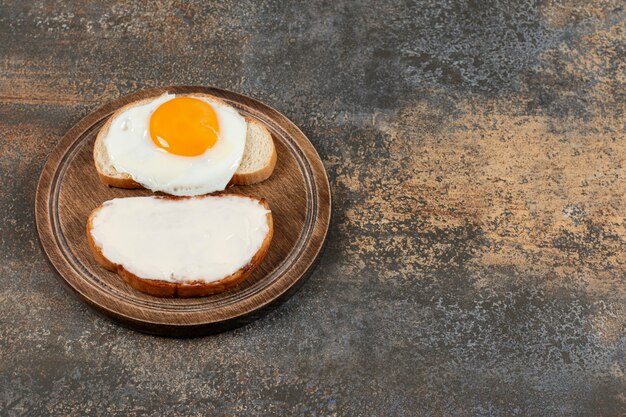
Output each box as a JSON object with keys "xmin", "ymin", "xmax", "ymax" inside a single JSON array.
[{"xmin": 0, "ymin": 1, "xmax": 624, "ymax": 415}]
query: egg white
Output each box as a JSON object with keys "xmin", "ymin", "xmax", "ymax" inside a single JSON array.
[{"xmin": 104, "ymin": 93, "xmax": 247, "ymax": 196}]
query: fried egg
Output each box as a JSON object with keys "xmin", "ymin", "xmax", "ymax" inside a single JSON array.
[{"xmin": 104, "ymin": 93, "xmax": 247, "ymax": 196}]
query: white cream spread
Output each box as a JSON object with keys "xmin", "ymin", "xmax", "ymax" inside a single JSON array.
[{"xmin": 90, "ymin": 196, "xmax": 270, "ymax": 282}]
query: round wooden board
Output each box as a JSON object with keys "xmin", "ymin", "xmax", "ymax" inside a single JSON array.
[{"xmin": 35, "ymin": 86, "xmax": 331, "ymax": 337}]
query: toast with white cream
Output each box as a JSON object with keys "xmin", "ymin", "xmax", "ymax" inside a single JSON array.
[{"xmin": 87, "ymin": 194, "xmax": 273, "ymax": 297}]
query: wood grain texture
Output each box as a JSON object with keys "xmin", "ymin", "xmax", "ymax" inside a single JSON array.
[{"xmin": 35, "ymin": 86, "xmax": 331, "ymax": 336}]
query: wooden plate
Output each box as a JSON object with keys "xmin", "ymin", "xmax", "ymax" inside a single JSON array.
[{"xmin": 35, "ymin": 86, "xmax": 331, "ymax": 337}]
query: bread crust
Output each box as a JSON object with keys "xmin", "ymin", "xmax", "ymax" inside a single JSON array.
[
  {"xmin": 94, "ymin": 93, "xmax": 276, "ymax": 190},
  {"xmin": 230, "ymin": 118, "xmax": 278, "ymax": 186},
  {"xmin": 86, "ymin": 194, "xmax": 273, "ymax": 298}
]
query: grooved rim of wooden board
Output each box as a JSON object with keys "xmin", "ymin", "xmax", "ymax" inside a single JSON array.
[{"xmin": 35, "ymin": 86, "xmax": 331, "ymax": 337}]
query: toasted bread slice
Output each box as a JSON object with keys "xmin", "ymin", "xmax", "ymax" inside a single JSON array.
[
  {"xmin": 86, "ymin": 194, "xmax": 273, "ymax": 298},
  {"xmin": 230, "ymin": 118, "xmax": 278, "ymax": 185},
  {"xmin": 93, "ymin": 93, "xmax": 277, "ymax": 191}
]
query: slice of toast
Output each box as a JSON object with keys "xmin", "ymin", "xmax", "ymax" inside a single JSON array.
[
  {"xmin": 86, "ymin": 194, "xmax": 273, "ymax": 298},
  {"xmin": 93, "ymin": 93, "xmax": 277, "ymax": 190}
]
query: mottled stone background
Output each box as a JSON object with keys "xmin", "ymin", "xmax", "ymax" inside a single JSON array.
[{"xmin": 1, "ymin": 1, "xmax": 624, "ymax": 415}]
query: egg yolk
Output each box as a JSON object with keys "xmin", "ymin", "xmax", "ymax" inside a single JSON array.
[{"xmin": 149, "ymin": 97, "xmax": 220, "ymax": 157}]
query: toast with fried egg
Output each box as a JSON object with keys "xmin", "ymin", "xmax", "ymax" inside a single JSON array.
[{"xmin": 93, "ymin": 93, "xmax": 277, "ymax": 193}]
